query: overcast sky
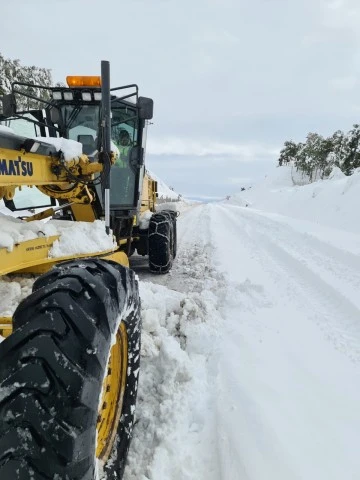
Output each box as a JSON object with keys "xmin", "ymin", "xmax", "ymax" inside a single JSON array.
[{"xmin": 3, "ymin": 0, "xmax": 360, "ymax": 199}]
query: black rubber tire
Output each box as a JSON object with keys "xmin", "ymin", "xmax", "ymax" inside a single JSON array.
[
  {"xmin": 148, "ymin": 213, "xmax": 173, "ymax": 274},
  {"xmin": 0, "ymin": 258, "xmax": 141, "ymax": 480},
  {"xmin": 135, "ymin": 234, "xmax": 148, "ymax": 256}
]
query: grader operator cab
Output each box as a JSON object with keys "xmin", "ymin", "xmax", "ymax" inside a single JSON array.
[{"xmin": 0, "ymin": 61, "xmax": 177, "ymax": 479}]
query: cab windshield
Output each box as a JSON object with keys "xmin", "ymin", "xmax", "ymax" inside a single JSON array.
[
  {"xmin": 60, "ymin": 101, "xmax": 139, "ymax": 207},
  {"xmin": 60, "ymin": 103, "xmax": 138, "ymax": 154}
]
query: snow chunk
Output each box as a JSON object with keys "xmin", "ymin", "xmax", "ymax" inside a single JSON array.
[
  {"xmin": 138, "ymin": 210, "xmax": 153, "ymax": 230},
  {"xmin": 329, "ymin": 166, "xmax": 346, "ymax": 180},
  {"xmin": 156, "ymin": 202, "xmax": 179, "ymax": 213},
  {"xmin": 48, "ymin": 219, "xmax": 116, "ymax": 257},
  {"xmin": 35, "ymin": 137, "xmax": 82, "ymax": 161},
  {"xmin": 0, "ymin": 214, "xmax": 116, "ymax": 257},
  {"xmin": 0, "ymin": 275, "xmax": 34, "ymax": 317},
  {"xmin": 0, "ymin": 215, "xmax": 44, "ymax": 251},
  {"xmin": 0, "ymin": 125, "xmax": 15, "ymax": 135}
]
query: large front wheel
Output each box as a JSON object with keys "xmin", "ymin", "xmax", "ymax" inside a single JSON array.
[
  {"xmin": 0, "ymin": 259, "xmax": 141, "ymax": 480},
  {"xmin": 148, "ymin": 212, "xmax": 173, "ymax": 274}
]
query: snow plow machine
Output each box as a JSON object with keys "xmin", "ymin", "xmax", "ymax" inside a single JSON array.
[{"xmin": 0, "ymin": 61, "xmax": 177, "ymax": 479}]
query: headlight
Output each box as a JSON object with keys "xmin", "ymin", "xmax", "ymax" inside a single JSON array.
[
  {"xmin": 82, "ymin": 92, "xmax": 92, "ymax": 101},
  {"xmin": 52, "ymin": 91, "xmax": 62, "ymax": 100},
  {"xmin": 63, "ymin": 91, "xmax": 74, "ymax": 101},
  {"xmin": 94, "ymin": 92, "xmax": 102, "ymax": 101},
  {"xmin": 30, "ymin": 141, "xmax": 41, "ymax": 153}
]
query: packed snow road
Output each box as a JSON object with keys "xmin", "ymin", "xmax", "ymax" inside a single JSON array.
[{"xmin": 128, "ymin": 202, "xmax": 360, "ymax": 480}]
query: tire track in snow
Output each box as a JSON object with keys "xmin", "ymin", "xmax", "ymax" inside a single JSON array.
[
  {"xmin": 208, "ymin": 203, "xmax": 360, "ymax": 480},
  {"xmin": 233, "ymin": 205, "xmax": 360, "ymax": 291},
  {"xmin": 216, "ymin": 203, "xmax": 360, "ymax": 363}
]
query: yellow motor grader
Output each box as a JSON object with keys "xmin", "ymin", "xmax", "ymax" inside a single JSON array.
[{"xmin": 0, "ymin": 61, "xmax": 177, "ymax": 479}]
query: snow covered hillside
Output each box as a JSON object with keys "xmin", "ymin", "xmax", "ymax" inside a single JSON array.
[
  {"xmin": 148, "ymin": 170, "xmax": 182, "ymax": 201},
  {"xmin": 1, "ymin": 165, "xmax": 360, "ymax": 479},
  {"xmin": 228, "ymin": 164, "xmax": 360, "ymax": 234}
]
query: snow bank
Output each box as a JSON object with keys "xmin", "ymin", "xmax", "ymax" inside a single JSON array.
[
  {"xmin": 124, "ymin": 210, "xmax": 227, "ymax": 480},
  {"xmin": 328, "ymin": 166, "xmax": 346, "ymax": 180},
  {"xmin": 156, "ymin": 201, "xmax": 190, "ymax": 215},
  {"xmin": 228, "ymin": 165, "xmax": 360, "ymax": 233},
  {"xmin": 125, "ymin": 276, "xmax": 221, "ymax": 480},
  {"xmin": 147, "ymin": 169, "xmax": 181, "ymax": 201}
]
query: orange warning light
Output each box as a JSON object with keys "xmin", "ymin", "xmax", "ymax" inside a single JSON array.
[{"xmin": 66, "ymin": 76, "xmax": 101, "ymax": 88}]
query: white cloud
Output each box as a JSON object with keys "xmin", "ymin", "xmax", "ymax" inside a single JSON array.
[
  {"xmin": 302, "ymin": 33, "xmax": 326, "ymax": 46},
  {"xmin": 194, "ymin": 29, "xmax": 240, "ymax": 46},
  {"xmin": 327, "ymin": 0, "xmax": 345, "ymax": 9},
  {"xmin": 330, "ymin": 76, "xmax": 357, "ymax": 90},
  {"xmin": 147, "ymin": 136, "xmax": 279, "ymax": 159},
  {"xmin": 323, "ymin": 0, "xmax": 360, "ymax": 30}
]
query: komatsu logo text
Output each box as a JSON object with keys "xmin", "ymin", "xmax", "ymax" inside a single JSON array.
[{"xmin": 0, "ymin": 157, "xmax": 33, "ymax": 176}]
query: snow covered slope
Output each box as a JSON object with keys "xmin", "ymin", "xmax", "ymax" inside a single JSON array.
[
  {"xmin": 228, "ymin": 165, "xmax": 360, "ymax": 233},
  {"xmin": 148, "ymin": 169, "xmax": 181, "ymax": 201}
]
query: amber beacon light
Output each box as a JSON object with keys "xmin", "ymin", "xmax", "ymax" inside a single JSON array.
[{"xmin": 66, "ymin": 76, "xmax": 102, "ymax": 87}]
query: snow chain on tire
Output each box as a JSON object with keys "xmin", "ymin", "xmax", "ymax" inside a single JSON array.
[
  {"xmin": 148, "ymin": 211, "xmax": 177, "ymax": 274},
  {"xmin": 171, "ymin": 213, "xmax": 177, "ymax": 259},
  {"xmin": 165, "ymin": 210, "xmax": 178, "ymax": 259},
  {"xmin": 0, "ymin": 258, "xmax": 141, "ymax": 480}
]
